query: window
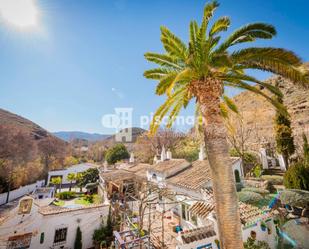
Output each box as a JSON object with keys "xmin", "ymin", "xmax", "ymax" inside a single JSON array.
[
  {"xmin": 181, "ymin": 203, "xmax": 190, "ymax": 221},
  {"xmin": 54, "ymin": 228, "xmax": 67, "ymax": 244},
  {"xmin": 40, "ymin": 232, "xmax": 44, "ymax": 244},
  {"xmin": 152, "ymin": 174, "xmax": 157, "ymax": 180},
  {"xmin": 234, "ymin": 169, "xmax": 241, "ymax": 183}
]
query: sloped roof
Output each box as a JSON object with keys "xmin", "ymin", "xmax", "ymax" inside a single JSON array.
[
  {"xmin": 189, "ymin": 201, "xmax": 215, "ymax": 219},
  {"xmin": 150, "ymin": 159, "xmax": 191, "ymax": 177},
  {"xmin": 239, "ymin": 202, "xmax": 271, "ymax": 224},
  {"xmin": 187, "ymin": 200, "xmax": 270, "ymax": 225},
  {"xmin": 39, "ymin": 203, "xmax": 107, "ymax": 215},
  {"xmin": 101, "ymin": 169, "xmax": 136, "ymax": 182},
  {"xmin": 167, "ymin": 160, "xmax": 212, "ymax": 190}
]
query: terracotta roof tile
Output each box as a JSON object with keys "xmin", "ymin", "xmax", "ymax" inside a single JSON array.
[
  {"xmin": 150, "ymin": 159, "xmax": 190, "ymax": 176},
  {"xmin": 167, "ymin": 160, "xmax": 212, "ymax": 190},
  {"xmin": 189, "ymin": 201, "xmax": 215, "ymax": 219},
  {"xmin": 180, "ymin": 226, "xmax": 216, "ymax": 244}
]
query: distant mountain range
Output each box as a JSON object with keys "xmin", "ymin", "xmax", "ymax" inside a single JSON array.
[{"xmin": 53, "ymin": 131, "xmax": 110, "ymax": 142}]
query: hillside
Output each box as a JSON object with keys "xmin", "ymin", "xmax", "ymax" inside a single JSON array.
[
  {"xmin": 232, "ymin": 65, "xmax": 309, "ymax": 151},
  {"xmin": 0, "ymin": 108, "xmax": 59, "ymax": 141},
  {"xmin": 53, "ymin": 131, "xmax": 109, "ymax": 142}
]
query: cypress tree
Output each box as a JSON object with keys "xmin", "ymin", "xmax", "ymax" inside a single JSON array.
[
  {"xmin": 303, "ymin": 133, "xmax": 309, "ymax": 164},
  {"xmin": 274, "ymin": 87, "xmax": 295, "ymax": 168},
  {"xmin": 74, "ymin": 226, "xmax": 82, "ymax": 249}
]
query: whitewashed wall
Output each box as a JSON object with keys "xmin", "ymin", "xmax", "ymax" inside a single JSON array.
[
  {"xmin": 0, "ymin": 197, "xmax": 109, "ymax": 249},
  {"xmin": 0, "ymin": 180, "xmax": 44, "ymax": 205}
]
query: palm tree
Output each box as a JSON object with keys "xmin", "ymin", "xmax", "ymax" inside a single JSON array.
[
  {"xmin": 143, "ymin": 1, "xmax": 308, "ymax": 248},
  {"xmin": 67, "ymin": 173, "xmax": 76, "ymax": 192},
  {"xmin": 50, "ymin": 177, "xmax": 62, "ymax": 193}
]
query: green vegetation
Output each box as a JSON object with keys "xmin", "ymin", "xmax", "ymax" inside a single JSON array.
[
  {"xmin": 284, "ymin": 161, "xmax": 309, "ymax": 190},
  {"xmin": 253, "ymin": 164, "xmax": 262, "ymax": 178},
  {"xmin": 67, "ymin": 173, "xmax": 76, "ymax": 192},
  {"xmin": 74, "ymin": 227, "xmax": 82, "ymax": 249},
  {"xmin": 105, "ymin": 143, "xmax": 129, "ymax": 165},
  {"xmin": 242, "ymin": 187, "xmax": 269, "ymax": 196},
  {"xmin": 279, "ymin": 189, "xmax": 309, "ymax": 207},
  {"xmin": 78, "ymin": 168, "xmax": 99, "ymax": 189},
  {"xmin": 50, "ymin": 177, "xmax": 62, "ymax": 193},
  {"xmin": 260, "ymin": 175, "xmax": 283, "ymax": 185},
  {"xmin": 143, "ymin": 0, "xmax": 308, "ymax": 246},
  {"xmin": 93, "ymin": 206, "xmax": 114, "ymax": 248},
  {"xmin": 274, "ymin": 89, "xmax": 295, "ymax": 168},
  {"xmin": 244, "ymin": 237, "xmax": 270, "ymax": 249},
  {"xmin": 56, "ymin": 191, "xmax": 75, "ymax": 200},
  {"xmin": 75, "ymin": 194, "xmax": 101, "ymax": 205},
  {"xmin": 53, "ymin": 199, "xmax": 65, "ymax": 206},
  {"xmin": 173, "ymin": 138, "xmax": 199, "ymax": 162},
  {"xmin": 303, "ymin": 133, "xmax": 309, "ymax": 164},
  {"xmin": 237, "ymin": 191, "xmax": 264, "ymax": 205}
]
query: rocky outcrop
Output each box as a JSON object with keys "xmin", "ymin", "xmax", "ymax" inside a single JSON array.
[{"xmin": 232, "ymin": 64, "xmax": 309, "ymax": 151}]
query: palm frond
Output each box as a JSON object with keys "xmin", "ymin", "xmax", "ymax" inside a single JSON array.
[
  {"xmin": 209, "ymin": 16, "xmax": 230, "ymax": 36},
  {"xmin": 225, "ymin": 80, "xmax": 288, "ymax": 117},
  {"xmin": 160, "ymin": 26, "xmax": 188, "ymax": 60},
  {"xmin": 222, "ymin": 95, "xmax": 238, "ymax": 114},
  {"xmin": 143, "ymin": 68, "xmax": 174, "ymax": 80},
  {"xmin": 156, "ymin": 73, "xmax": 178, "ymax": 95},
  {"xmin": 144, "ymin": 52, "xmax": 183, "ymax": 69},
  {"xmin": 231, "ymin": 47, "xmax": 302, "ymax": 66},
  {"xmin": 217, "ymin": 23, "xmax": 276, "ymax": 52}
]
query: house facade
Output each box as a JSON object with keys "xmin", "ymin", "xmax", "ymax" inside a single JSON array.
[{"xmin": 0, "ymin": 196, "xmax": 108, "ymax": 249}]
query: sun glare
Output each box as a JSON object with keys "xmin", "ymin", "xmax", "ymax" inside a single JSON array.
[{"xmin": 0, "ymin": 0, "xmax": 39, "ymax": 30}]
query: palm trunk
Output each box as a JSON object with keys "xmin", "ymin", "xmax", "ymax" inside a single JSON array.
[{"xmin": 190, "ymin": 79, "xmax": 244, "ymax": 249}]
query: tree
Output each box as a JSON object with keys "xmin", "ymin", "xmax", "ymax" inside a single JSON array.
[
  {"xmin": 67, "ymin": 173, "xmax": 76, "ymax": 191},
  {"xmin": 93, "ymin": 206, "xmax": 114, "ymax": 248},
  {"xmin": 283, "ymin": 161, "xmax": 309, "ymax": 190},
  {"xmin": 79, "ymin": 168, "xmax": 99, "ymax": 190},
  {"xmin": 302, "ymin": 133, "xmax": 309, "ymax": 164},
  {"xmin": 50, "ymin": 177, "xmax": 62, "ymax": 193},
  {"xmin": 274, "ymin": 87, "xmax": 295, "ymax": 168},
  {"xmin": 38, "ymin": 137, "xmax": 65, "ymax": 185},
  {"xmin": 105, "ymin": 143, "xmax": 129, "ymax": 165},
  {"xmin": 74, "ymin": 227, "xmax": 82, "ymax": 249},
  {"xmin": 0, "ymin": 125, "xmax": 35, "ymax": 202},
  {"xmin": 143, "ymin": 1, "xmax": 308, "ymax": 248}
]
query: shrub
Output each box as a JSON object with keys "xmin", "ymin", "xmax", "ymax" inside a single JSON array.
[
  {"xmin": 237, "ymin": 191, "xmax": 264, "ymax": 205},
  {"xmin": 84, "ymin": 194, "xmax": 94, "ymax": 203},
  {"xmin": 279, "ymin": 189, "xmax": 309, "ymax": 207},
  {"xmin": 253, "ymin": 164, "xmax": 262, "ymax": 178},
  {"xmin": 105, "ymin": 143, "xmax": 130, "ymax": 165},
  {"xmin": 242, "ymin": 187, "xmax": 270, "ymax": 196},
  {"xmin": 236, "ymin": 182, "xmax": 244, "ymax": 192},
  {"xmin": 283, "ymin": 161, "xmax": 309, "ymax": 190},
  {"xmin": 56, "ymin": 191, "xmax": 75, "ymax": 200},
  {"xmin": 261, "ymin": 175, "xmax": 283, "ymax": 185},
  {"xmin": 74, "ymin": 227, "xmax": 82, "ymax": 249}
]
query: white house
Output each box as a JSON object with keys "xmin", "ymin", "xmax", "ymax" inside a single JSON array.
[
  {"xmin": 0, "ymin": 196, "xmax": 109, "ymax": 249},
  {"xmin": 47, "ymin": 163, "xmax": 99, "ymax": 186}
]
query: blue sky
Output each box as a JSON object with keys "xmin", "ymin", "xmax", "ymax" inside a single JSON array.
[{"xmin": 0, "ymin": 0, "xmax": 308, "ymax": 134}]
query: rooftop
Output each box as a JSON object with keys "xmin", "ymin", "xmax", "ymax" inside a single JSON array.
[
  {"xmin": 180, "ymin": 226, "xmax": 216, "ymax": 244},
  {"xmin": 150, "ymin": 159, "xmax": 191, "ymax": 177},
  {"xmin": 49, "ymin": 162, "xmax": 99, "ymax": 172}
]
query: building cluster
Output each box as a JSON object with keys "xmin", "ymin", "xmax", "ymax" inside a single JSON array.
[{"xmin": 0, "ymin": 148, "xmax": 278, "ymax": 249}]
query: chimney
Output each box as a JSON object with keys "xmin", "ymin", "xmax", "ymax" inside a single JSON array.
[
  {"xmin": 161, "ymin": 145, "xmax": 167, "ymax": 161},
  {"xmin": 166, "ymin": 149, "xmax": 172, "ymax": 160},
  {"xmin": 199, "ymin": 144, "xmax": 206, "ymax": 161},
  {"xmin": 153, "ymin": 155, "xmax": 158, "ymax": 164},
  {"xmin": 129, "ymin": 152, "xmax": 135, "ymax": 164}
]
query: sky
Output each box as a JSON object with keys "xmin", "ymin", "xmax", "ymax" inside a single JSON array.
[{"xmin": 0, "ymin": 0, "xmax": 308, "ymax": 134}]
